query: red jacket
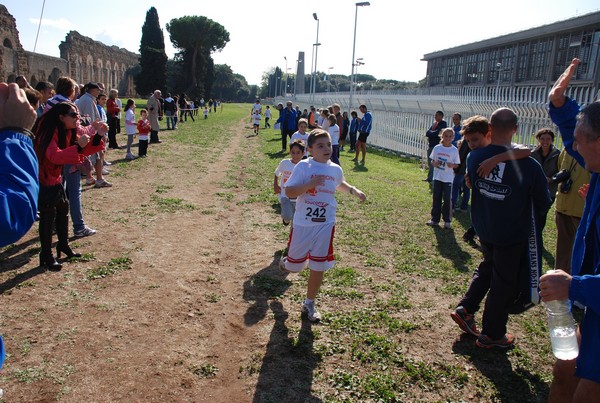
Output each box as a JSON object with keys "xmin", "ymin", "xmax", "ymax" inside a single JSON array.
[
  {"xmin": 107, "ymin": 98, "xmax": 121, "ymax": 118},
  {"xmin": 38, "ymin": 128, "xmax": 104, "ymax": 186}
]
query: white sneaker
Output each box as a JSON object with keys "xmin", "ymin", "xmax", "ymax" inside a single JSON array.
[
  {"xmin": 426, "ymin": 220, "xmax": 439, "ymax": 227},
  {"xmin": 103, "ymin": 160, "xmax": 112, "ymax": 166},
  {"xmin": 302, "ymin": 300, "xmax": 321, "ymax": 322},
  {"xmin": 85, "ymin": 177, "xmax": 96, "ymax": 186},
  {"xmin": 125, "ymin": 153, "xmax": 137, "ymax": 160},
  {"xmin": 95, "ymin": 179, "xmax": 113, "ymax": 188},
  {"xmin": 444, "ymin": 222, "xmax": 452, "ymax": 229},
  {"xmin": 102, "ymin": 168, "xmax": 110, "ymax": 175},
  {"xmin": 279, "ymin": 257, "xmax": 288, "ymax": 273}
]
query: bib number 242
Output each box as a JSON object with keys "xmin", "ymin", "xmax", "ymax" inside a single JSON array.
[{"xmin": 306, "ymin": 207, "xmax": 326, "ymax": 222}]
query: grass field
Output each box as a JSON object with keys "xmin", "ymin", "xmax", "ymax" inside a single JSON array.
[{"xmin": 0, "ymin": 102, "xmax": 558, "ymax": 402}]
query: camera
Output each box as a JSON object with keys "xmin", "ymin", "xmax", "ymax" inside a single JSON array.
[
  {"xmin": 560, "ymin": 178, "xmax": 573, "ymax": 194},
  {"xmin": 551, "ymin": 169, "xmax": 570, "ymax": 184}
]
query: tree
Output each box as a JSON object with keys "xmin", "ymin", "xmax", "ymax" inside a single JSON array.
[
  {"xmin": 166, "ymin": 16, "xmax": 230, "ymax": 97},
  {"xmin": 135, "ymin": 7, "xmax": 168, "ymax": 95}
]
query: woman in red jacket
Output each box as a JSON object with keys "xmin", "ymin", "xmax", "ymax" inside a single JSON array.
[
  {"xmin": 106, "ymin": 89, "xmax": 121, "ymax": 149},
  {"xmin": 33, "ymin": 101, "xmax": 105, "ymax": 271}
]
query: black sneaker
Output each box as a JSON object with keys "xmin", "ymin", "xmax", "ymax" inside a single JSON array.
[
  {"xmin": 450, "ymin": 306, "xmax": 480, "ymax": 337},
  {"xmin": 476, "ymin": 333, "xmax": 515, "ymax": 349}
]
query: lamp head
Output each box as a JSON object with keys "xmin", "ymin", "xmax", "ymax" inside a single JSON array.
[
  {"xmin": 356, "ymin": 1, "xmax": 370, "ymax": 6},
  {"xmin": 313, "ymin": 13, "xmax": 318, "ymax": 20}
]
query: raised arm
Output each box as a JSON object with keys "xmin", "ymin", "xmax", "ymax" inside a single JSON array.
[{"xmin": 549, "ymin": 58, "xmax": 580, "ymax": 109}]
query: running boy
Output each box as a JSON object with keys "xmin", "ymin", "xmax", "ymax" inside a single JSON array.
[
  {"xmin": 252, "ymin": 109, "xmax": 261, "ymax": 135},
  {"xmin": 137, "ymin": 109, "xmax": 151, "ymax": 158},
  {"xmin": 427, "ymin": 128, "xmax": 460, "ymax": 228},
  {"xmin": 274, "ymin": 140, "xmax": 305, "ymax": 225},
  {"xmin": 280, "ymin": 129, "xmax": 366, "ymax": 321}
]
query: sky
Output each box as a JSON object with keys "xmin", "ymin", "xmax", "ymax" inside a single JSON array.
[{"xmin": 4, "ymin": 0, "xmax": 599, "ymax": 86}]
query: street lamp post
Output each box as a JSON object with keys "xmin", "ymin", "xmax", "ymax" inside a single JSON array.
[
  {"xmin": 327, "ymin": 67, "xmax": 334, "ymax": 93},
  {"xmin": 311, "ymin": 13, "xmax": 320, "ymax": 104},
  {"xmin": 284, "ymin": 56, "xmax": 288, "ymax": 97},
  {"xmin": 349, "ymin": 2, "xmax": 370, "ymax": 111},
  {"xmin": 496, "ymin": 62, "xmax": 502, "ymax": 102}
]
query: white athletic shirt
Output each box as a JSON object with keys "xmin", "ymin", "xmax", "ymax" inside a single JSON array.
[
  {"xmin": 328, "ymin": 124, "xmax": 340, "ymax": 146},
  {"xmin": 252, "ymin": 103, "xmax": 262, "ymax": 113},
  {"xmin": 290, "ymin": 131, "xmax": 309, "ymax": 156},
  {"xmin": 430, "ymin": 143, "xmax": 460, "ymax": 183},
  {"xmin": 252, "ymin": 113, "xmax": 261, "ymax": 125},
  {"xmin": 265, "ymin": 108, "xmax": 271, "ymax": 118},
  {"xmin": 125, "ymin": 109, "xmax": 136, "ymax": 135},
  {"xmin": 274, "ymin": 159, "xmax": 297, "ymax": 199},
  {"xmin": 285, "ymin": 158, "xmax": 344, "ymax": 227}
]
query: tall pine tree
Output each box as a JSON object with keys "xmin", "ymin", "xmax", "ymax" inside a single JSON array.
[{"xmin": 135, "ymin": 7, "xmax": 167, "ymax": 95}]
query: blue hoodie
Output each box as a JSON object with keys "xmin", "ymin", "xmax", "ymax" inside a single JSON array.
[{"xmin": 549, "ymin": 97, "xmax": 600, "ymax": 383}]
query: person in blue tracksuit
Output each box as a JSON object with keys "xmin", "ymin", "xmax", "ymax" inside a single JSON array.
[
  {"xmin": 540, "ymin": 58, "xmax": 600, "ymax": 402},
  {"xmin": 0, "ymin": 82, "xmax": 39, "ymax": 248}
]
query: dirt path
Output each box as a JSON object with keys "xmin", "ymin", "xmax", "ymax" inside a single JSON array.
[{"xmin": 1, "ymin": 112, "xmax": 284, "ymax": 402}]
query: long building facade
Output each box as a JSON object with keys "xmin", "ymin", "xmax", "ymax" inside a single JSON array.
[
  {"xmin": 0, "ymin": 4, "xmax": 138, "ymax": 95},
  {"xmin": 422, "ymin": 11, "xmax": 600, "ymax": 95}
]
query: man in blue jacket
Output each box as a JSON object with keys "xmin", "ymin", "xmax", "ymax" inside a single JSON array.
[
  {"xmin": 540, "ymin": 58, "xmax": 600, "ymax": 402},
  {"xmin": 0, "ymin": 82, "xmax": 39, "ymax": 247},
  {"xmin": 276, "ymin": 101, "xmax": 297, "ymax": 153}
]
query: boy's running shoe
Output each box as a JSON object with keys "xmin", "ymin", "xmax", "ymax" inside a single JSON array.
[
  {"xmin": 451, "ymin": 306, "xmax": 480, "ymax": 337},
  {"xmin": 426, "ymin": 220, "xmax": 439, "ymax": 227},
  {"xmin": 476, "ymin": 333, "xmax": 515, "ymax": 349},
  {"xmin": 279, "ymin": 257, "xmax": 288, "ymax": 273},
  {"xmin": 302, "ymin": 300, "xmax": 321, "ymax": 322},
  {"xmin": 74, "ymin": 226, "xmax": 97, "ymax": 237}
]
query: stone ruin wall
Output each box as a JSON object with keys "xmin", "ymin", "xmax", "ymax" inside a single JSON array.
[
  {"xmin": 0, "ymin": 4, "xmax": 139, "ymax": 96},
  {"xmin": 59, "ymin": 31, "xmax": 139, "ymax": 96}
]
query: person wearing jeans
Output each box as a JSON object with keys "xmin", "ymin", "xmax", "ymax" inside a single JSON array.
[{"xmin": 63, "ymin": 165, "xmax": 96, "ymax": 237}]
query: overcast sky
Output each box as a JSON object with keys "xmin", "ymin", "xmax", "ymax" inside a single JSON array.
[{"xmin": 4, "ymin": 0, "xmax": 599, "ymax": 85}]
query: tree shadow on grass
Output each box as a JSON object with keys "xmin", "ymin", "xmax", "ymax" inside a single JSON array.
[
  {"xmin": 452, "ymin": 336, "xmax": 549, "ymax": 402},
  {"xmin": 432, "ymin": 226, "xmax": 471, "ymax": 272},
  {"xmin": 243, "ymin": 254, "xmax": 322, "ymax": 402}
]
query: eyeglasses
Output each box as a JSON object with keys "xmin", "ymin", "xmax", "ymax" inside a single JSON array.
[{"xmin": 66, "ymin": 111, "xmax": 79, "ymax": 118}]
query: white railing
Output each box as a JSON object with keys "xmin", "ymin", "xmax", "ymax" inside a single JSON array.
[{"xmin": 274, "ymin": 85, "xmax": 598, "ymax": 158}]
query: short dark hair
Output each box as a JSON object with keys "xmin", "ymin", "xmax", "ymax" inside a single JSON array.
[
  {"xmin": 307, "ymin": 129, "xmax": 330, "ymax": 147},
  {"xmin": 34, "ymin": 81, "xmax": 53, "ymax": 92},
  {"xmin": 453, "ymin": 112, "xmax": 461, "ymax": 120},
  {"xmin": 577, "ymin": 102, "xmax": 600, "ymax": 141},
  {"xmin": 460, "ymin": 115, "xmax": 489, "ymax": 136},
  {"xmin": 436, "ymin": 111, "xmax": 444, "ymax": 117},
  {"xmin": 535, "ymin": 128, "xmax": 555, "ymax": 141},
  {"xmin": 290, "ymin": 139, "xmax": 306, "ymax": 152}
]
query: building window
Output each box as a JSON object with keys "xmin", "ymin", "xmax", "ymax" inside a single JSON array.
[{"xmin": 3, "ymin": 38, "xmax": 13, "ymax": 49}]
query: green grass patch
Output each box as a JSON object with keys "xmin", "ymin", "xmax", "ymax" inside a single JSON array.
[{"xmin": 86, "ymin": 257, "xmax": 132, "ymax": 280}]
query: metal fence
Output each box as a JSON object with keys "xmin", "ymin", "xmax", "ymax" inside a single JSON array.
[{"xmin": 273, "ymin": 85, "xmax": 598, "ymax": 160}]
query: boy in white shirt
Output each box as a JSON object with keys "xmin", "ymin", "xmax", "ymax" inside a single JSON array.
[
  {"xmin": 274, "ymin": 140, "xmax": 305, "ymax": 225},
  {"xmin": 281, "ymin": 129, "xmax": 366, "ymax": 321},
  {"xmin": 327, "ymin": 114, "xmax": 340, "ymax": 165},
  {"xmin": 290, "ymin": 118, "xmax": 310, "ymax": 157},
  {"xmin": 252, "ymin": 110, "xmax": 261, "ymax": 135},
  {"xmin": 427, "ymin": 128, "xmax": 460, "ymax": 228}
]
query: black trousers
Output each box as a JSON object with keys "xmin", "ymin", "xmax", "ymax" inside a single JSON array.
[
  {"xmin": 458, "ymin": 240, "xmax": 528, "ymax": 339},
  {"xmin": 107, "ymin": 116, "xmax": 119, "ymax": 148},
  {"xmin": 139, "ymin": 139, "xmax": 148, "ymax": 156},
  {"xmin": 150, "ymin": 130, "xmax": 160, "ymax": 143},
  {"xmin": 38, "ymin": 184, "xmax": 70, "ymax": 259}
]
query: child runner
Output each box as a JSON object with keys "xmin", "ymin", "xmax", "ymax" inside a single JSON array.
[
  {"xmin": 124, "ymin": 99, "xmax": 137, "ymax": 160},
  {"xmin": 290, "ymin": 118, "xmax": 310, "ymax": 157},
  {"xmin": 204, "ymin": 106, "xmax": 209, "ymax": 119},
  {"xmin": 274, "ymin": 140, "xmax": 305, "ymax": 225},
  {"xmin": 252, "ymin": 110, "xmax": 261, "ymax": 135},
  {"xmin": 137, "ymin": 109, "xmax": 151, "ymax": 158},
  {"xmin": 264, "ymin": 105, "xmax": 272, "ymax": 128},
  {"xmin": 280, "ymin": 129, "xmax": 366, "ymax": 321},
  {"xmin": 426, "ymin": 128, "xmax": 460, "ymax": 228},
  {"xmin": 327, "ymin": 114, "xmax": 341, "ymax": 165}
]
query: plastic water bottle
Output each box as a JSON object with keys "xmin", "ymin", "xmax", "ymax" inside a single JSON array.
[{"xmin": 545, "ymin": 299, "xmax": 579, "ymax": 360}]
